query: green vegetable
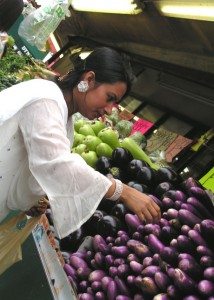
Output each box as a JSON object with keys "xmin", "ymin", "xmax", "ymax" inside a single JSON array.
[
  {"xmin": 121, "ymin": 137, "xmax": 159, "ymax": 170},
  {"xmin": 115, "ymin": 120, "xmax": 133, "ymax": 139},
  {"xmin": 98, "ymin": 128, "xmax": 120, "ymax": 149},
  {"xmin": 107, "ymin": 109, "xmax": 120, "ymax": 126},
  {"xmin": 130, "ymin": 131, "xmax": 147, "ymax": 149}
]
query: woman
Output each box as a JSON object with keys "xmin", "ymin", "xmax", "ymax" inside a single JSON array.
[{"xmin": 0, "ymin": 47, "xmax": 160, "ymax": 239}]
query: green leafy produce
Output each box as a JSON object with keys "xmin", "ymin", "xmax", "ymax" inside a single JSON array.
[
  {"xmin": 107, "ymin": 108, "xmax": 120, "ymax": 126},
  {"xmin": 130, "ymin": 131, "xmax": 147, "ymax": 149},
  {"xmin": 115, "ymin": 119, "xmax": 133, "ymax": 139}
]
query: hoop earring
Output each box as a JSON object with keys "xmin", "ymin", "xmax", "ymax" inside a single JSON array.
[{"xmin": 77, "ymin": 81, "xmax": 89, "ymax": 93}]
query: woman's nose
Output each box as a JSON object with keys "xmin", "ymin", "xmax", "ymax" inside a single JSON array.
[{"xmin": 104, "ymin": 103, "xmax": 115, "ymax": 115}]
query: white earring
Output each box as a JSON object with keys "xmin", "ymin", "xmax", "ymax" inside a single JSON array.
[{"xmin": 77, "ymin": 80, "xmax": 89, "ymax": 92}]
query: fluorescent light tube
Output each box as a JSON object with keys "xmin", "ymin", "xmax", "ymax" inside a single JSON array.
[
  {"xmin": 71, "ymin": 0, "xmax": 142, "ymax": 15},
  {"xmin": 158, "ymin": 1, "xmax": 214, "ymax": 21}
]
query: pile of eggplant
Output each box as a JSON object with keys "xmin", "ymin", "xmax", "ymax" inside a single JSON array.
[{"xmin": 51, "ymin": 147, "xmax": 214, "ymax": 299}]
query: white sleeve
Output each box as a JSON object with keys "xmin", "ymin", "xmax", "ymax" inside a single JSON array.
[{"xmin": 19, "ymin": 99, "xmax": 112, "ymax": 238}]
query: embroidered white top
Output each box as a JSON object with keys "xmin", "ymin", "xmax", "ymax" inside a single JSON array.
[{"xmin": 0, "ymin": 79, "xmax": 112, "ymax": 238}]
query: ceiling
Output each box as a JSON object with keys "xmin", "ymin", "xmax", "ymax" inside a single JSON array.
[{"xmin": 54, "ymin": 2, "xmax": 214, "ymax": 127}]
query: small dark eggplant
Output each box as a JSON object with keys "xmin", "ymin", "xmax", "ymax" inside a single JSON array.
[
  {"xmin": 111, "ymin": 147, "xmax": 133, "ymax": 169},
  {"xmin": 137, "ymin": 166, "xmax": 157, "ymax": 187},
  {"xmin": 154, "ymin": 182, "xmax": 173, "ymax": 198},
  {"xmin": 59, "ymin": 227, "xmax": 85, "ymax": 252},
  {"xmin": 111, "ymin": 203, "xmax": 130, "ymax": 223},
  {"xmin": 156, "ymin": 166, "xmax": 181, "ymax": 185},
  {"xmin": 95, "ymin": 156, "xmax": 112, "ymax": 174},
  {"xmin": 97, "ymin": 215, "xmax": 123, "ymax": 237},
  {"xmin": 127, "ymin": 159, "xmax": 148, "ymax": 178}
]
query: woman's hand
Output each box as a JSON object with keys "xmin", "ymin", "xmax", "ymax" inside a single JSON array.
[{"xmin": 120, "ymin": 184, "xmax": 161, "ymax": 223}]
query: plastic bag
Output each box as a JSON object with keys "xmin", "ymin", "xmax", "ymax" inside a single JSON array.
[
  {"xmin": 0, "ymin": 212, "xmax": 41, "ymax": 275},
  {"xmin": 18, "ymin": 0, "xmax": 71, "ymax": 51}
]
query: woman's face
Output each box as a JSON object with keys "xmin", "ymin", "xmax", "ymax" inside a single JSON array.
[{"xmin": 76, "ymin": 81, "xmax": 127, "ymax": 120}]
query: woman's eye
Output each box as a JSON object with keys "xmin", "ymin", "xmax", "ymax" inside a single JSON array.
[{"xmin": 107, "ymin": 95, "xmax": 116, "ymax": 103}]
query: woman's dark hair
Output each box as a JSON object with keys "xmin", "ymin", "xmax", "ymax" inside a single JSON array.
[
  {"xmin": 56, "ymin": 47, "xmax": 134, "ymax": 99},
  {"xmin": 0, "ymin": 0, "xmax": 24, "ymax": 31}
]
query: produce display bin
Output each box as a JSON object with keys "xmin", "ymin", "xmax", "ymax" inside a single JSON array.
[{"xmin": 0, "ymin": 226, "xmax": 77, "ymax": 300}]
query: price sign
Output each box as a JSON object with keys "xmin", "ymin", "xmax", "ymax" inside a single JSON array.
[{"xmin": 131, "ymin": 118, "xmax": 154, "ymax": 135}]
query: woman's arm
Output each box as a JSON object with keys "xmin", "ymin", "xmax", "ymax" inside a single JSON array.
[{"xmin": 105, "ymin": 179, "xmax": 161, "ymax": 223}]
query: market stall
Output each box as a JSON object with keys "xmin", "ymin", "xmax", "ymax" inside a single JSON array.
[{"xmin": 0, "ymin": 1, "xmax": 214, "ymax": 299}]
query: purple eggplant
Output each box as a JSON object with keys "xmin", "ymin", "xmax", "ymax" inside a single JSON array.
[
  {"xmin": 69, "ymin": 256, "xmax": 88, "ymax": 270},
  {"xmin": 117, "ymin": 264, "xmax": 130, "ymax": 278},
  {"xmin": 148, "ymin": 234, "xmax": 165, "ymax": 254},
  {"xmin": 163, "ymin": 190, "xmax": 186, "ymax": 202},
  {"xmin": 78, "ymin": 280, "xmax": 88, "ymax": 293},
  {"xmin": 154, "ymin": 271, "xmax": 170, "ymax": 291},
  {"xmin": 79, "ymin": 293, "xmax": 94, "ymax": 300},
  {"xmin": 59, "ymin": 228, "xmax": 85, "ymax": 252},
  {"xmin": 181, "ymin": 225, "xmax": 191, "ymax": 235},
  {"xmin": 112, "ymin": 246, "xmax": 129, "ymax": 258},
  {"xmin": 181, "ymin": 177, "xmax": 201, "ymax": 193},
  {"xmin": 116, "ymin": 296, "xmax": 132, "ymax": 300},
  {"xmin": 127, "ymin": 275, "xmax": 136, "ymax": 286},
  {"xmin": 127, "ymin": 240, "xmax": 151, "ymax": 259},
  {"xmin": 142, "ymin": 256, "xmax": 153, "ymax": 268},
  {"xmin": 162, "ymin": 197, "xmax": 175, "ymax": 210},
  {"xmin": 95, "ymin": 291, "xmax": 105, "ymax": 300},
  {"xmin": 153, "ymin": 253, "xmax": 161, "ymax": 265},
  {"xmin": 188, "ymin": 229, "xmax": 207, "ymax": 247},
  {"xmin": 178, "ymin": 253, "xmax": 195, "ymax": 261},
  {"xmin": 189, "ymin": 187, "xmax": 214, "ymax": 213},
  {"xmin": 167, "ymin": 284, "xmax": 180, "ymax": 298},
  {"xmin": 130, "ymin": 261, "xmax": 144, "ymax": 273},
  {"xmin": 159, "ymin": 218, "xmax": 170, "ymax": 228},
  {"xmin": 132, "ymin": 231, "xmax": 143, "ymax": 240},
  {"xmin": 197, "ymin": 245, "xmax": 214, "ymax": 258},
  {"xmin": 88, "ymin": 270, "xmax": 106, "ymax": 282},
  {"xmin": 92, "ymin": 235, "xmax": 108, "ymax": 252},
  {"xmin": 204, "ymin": 267, "xmax": 214, "ymax": 281},
  {"xmin": 177, "ymin": 235, "xmax": 195, "ymax": 254},
  {"xmin": 141, "ymin": 265, "xmax": 161, "ymax": 277},
  {"xmin": 170, "ymin": 239, "xmax": 178, "ymax": 250},
  {"xmin": 127, "ymin": 253, "xmax": 140, "ymax": 263},
  {"xmin": 90, "ymin": 259, "xmax": 100, "ymax": 269},
  {"xmin": 187, "ymin": 197, "xmax": 214, "ymax": 220},
  {"xmin": 134, "ymin": 276, "xmax": 159, "ymax": 295},
  {"xmin": 107, "ymin": 280, "xmax": 118, "ymax": 300},
  {"xmin": 183, "ymin": 296, "xmax": 200, "ymax": 300},
  {"xmin": 94, "ymin": 252, "xmax": 105, "ymax": 266},
  {"xmin": 64, "ymin": 263, "xmax": 76, "ymax": 278},
  {"xmin": 178, "ymin": 209, "xmax": 202, "ymax": 227},
  {"xmin": 178, "ymin": 258, "xmax": 202, "ymax": 280},
  {"xmin": 114, "ymin": 258, "xmax": 126, "ymax": 267},
  {"xmin": 200, "ymin": 219, "xmax": 214, "ymax": 245},
  {"xmin": 181, "ymin": 203, "xmax": 203, "ymax": 219},
  {"xmin": 109, "ymin": 266, "xmax": 118, "ymax": 278},
  {"xmin": 166, "ymin": 208, "xmax": 178, "ymax": 220},
  {"xmin": 173, "ymin": 268, "xmax": 196, "ymax": 294},
  {"xmin": 153, "ymin": 293, "xmax": 170, "ymax": 300},
  {"xmin": 125, "ymin": 213, "xmax": 142, "ymax": 232},
  {"xmin": 105, "ymin": 254, "xmax": 114, "ymax": 267},
  {"xmin": 106, "ymin": 236, "xmax": 115, "ymax": 243},
  {"xmin": 143, "ymin": 223, "xmax": 161, "ymax": 237},
  {"xmin": 101, "ymin": 276, "xmax": 113, "ymax": 291},
  {"xmin": 160, "ymin": 246, "xmax": 178, "ymax": 266},
  {"xmin": 115, "ymin": 276, "xmax": 131, "ymax": 296},
  {"xmin": 91, "ymin": 281, "xmax": 102, "ymax": 292},
  {"xmin": 77, "ymin": 267, "xmax": 92, "ymax": 280},
  {"xmin": 174, "ymin": 200, "xmax": 182, "ymax": 210},
  {"xmin": 198, "ymin": 279, "xmax": 214, "ymax": 297},
  {"xmin": 200, "ymin": 256, "xmax": 214, "ymax": 268}
]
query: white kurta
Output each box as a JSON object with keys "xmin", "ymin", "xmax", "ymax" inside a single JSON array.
[{"xmin": 0, "ymin": 79, "xmax": 112, "ymax": 238}]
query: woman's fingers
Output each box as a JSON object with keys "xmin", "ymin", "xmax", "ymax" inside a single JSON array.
[{"xmin": 141, "ymin": 209, "xmax": 153, "ymax": 224}]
